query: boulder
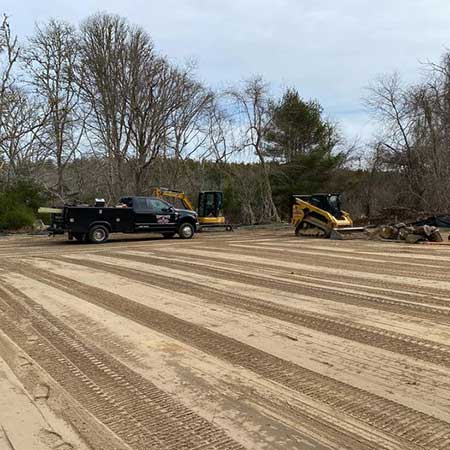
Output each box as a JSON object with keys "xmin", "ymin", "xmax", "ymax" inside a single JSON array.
[{"xmin": 405, "ymin": 234, "xmax": 425, "ymax": 244}]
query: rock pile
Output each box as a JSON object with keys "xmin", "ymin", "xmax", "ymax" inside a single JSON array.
[{"xmin": 375, "ymin": 223, "xmax": 443, "ymax": 243}]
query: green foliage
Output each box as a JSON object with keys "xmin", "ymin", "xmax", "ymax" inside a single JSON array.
[
  {"xmin": 222, "ymin": 176, "xmax": 244, "ymax": 222},
  {"xmin": 265, "ymin": 88, "xmax": 346, "ymax": 219},
  {"xmin": 265, "ymin": 88, "xmax": 338, "ymax": 162},
  {"xmin": 271, "ymin": 150, "xmax": 346, "ymax": 219},
  {"xmin": 0, "ymin": 204, "xmax": 35, "ymax": 230},
  {"xmin": 0, "ymin": 180, "xmax": 47, "ymax": 230},
  {"xmin": 4, "ymin": 180, "xmax": 47, "ymax": 210}
]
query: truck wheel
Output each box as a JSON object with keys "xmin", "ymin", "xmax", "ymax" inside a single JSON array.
[
  {"xmin": 162, "ymin": 232, "xmax": 176, "ymax": 239},
  {"xmin": 88, "ymin": 225, "xmax": 109, "ymax": 244},
  {"xmin": 178, "ymin": 222, "xmax": 194, "ymax": 239}
]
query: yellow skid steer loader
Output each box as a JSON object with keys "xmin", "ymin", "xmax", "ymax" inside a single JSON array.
[{"xmin": 291, "ymin": 193, "xmax": 366, "ymax": 239}]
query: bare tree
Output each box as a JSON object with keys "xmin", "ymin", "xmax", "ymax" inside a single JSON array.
[
  {"xmin": 24, "ymin": 19, "xmax": 84, "ymax": 199},
  {"xmin": 79, "ymin": 13, "xmax": 132, "ymax": 198},
  {"xmin": 126, "ymin": 32, "xmax": 173, "ymax": 195},
  {"xmin": 126, "ymin": 35, "xmax": 211, "ymax": 194},
  {"xmin": 227, "ymin": 76, "xmax": 280, "ymax": 222},
  {"xmin": 410, "ymin": 56, "xmax": 450, "ymax": 210},
  {"xmin": 366, "ymin": 73, "xmax": 427, "ymax": 208},
  {"xmin": 367, "ymin": 60, "xmax": 450, "ymax": 213},
  {"xmin": 205, "ymin": 96, "xmax": 258, "ymax": 223},
  {"xmin": 0, "ymin": 15, "xmax": 20, "ymax": 151},
  {"xmin": 0, "ymin": 15, "xmax": 18, "ymax": 106},
  {"xmin": 79, "ymin": 13, "xmax": 212, "ymax": 197},
  {"xmin": 165, "ymin": 70, "xmax": 212, "ymax": 188},
  {"xmin": 0, "ymin": 87, "xmax": 48, "ymax": 183},
  {"xmin": 0, "ymin": 16, "xmax": 48, "ymax": 185}
]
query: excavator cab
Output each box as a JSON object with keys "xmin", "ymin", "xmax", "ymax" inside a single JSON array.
[
  {"xmin": 152, "ymin": 187, "xmax": 232, "ymax": 231},
  {"xmin": 197, "ymin": 191, "xmax": 225, "ymax": 224}
]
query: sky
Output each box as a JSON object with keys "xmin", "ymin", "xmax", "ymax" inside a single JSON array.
[{"xmin": 3, "ymin": 0, "xmax": 450, "ymax": 144}]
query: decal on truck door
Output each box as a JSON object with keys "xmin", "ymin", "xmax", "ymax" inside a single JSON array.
[{"xmin": 156, "ymin": 215, "xmax": 170, "ymax": 224}]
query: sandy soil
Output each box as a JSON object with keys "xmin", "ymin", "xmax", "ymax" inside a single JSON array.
[
  {"xmin": 0, "ymin": 354, "xmax": 91, "ymax": 450},
  {"xmin": 0, "ymin": 229, "xmax": 450, "ymax": 449}
]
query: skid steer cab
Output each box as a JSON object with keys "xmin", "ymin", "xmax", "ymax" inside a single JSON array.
[
  {"xmin": 39, "ymin": 196, "xmax": 199, "ymax": 244},
  {"xmin": 291, "ymin": 193, "xmax": 365, "ymax": 239}
]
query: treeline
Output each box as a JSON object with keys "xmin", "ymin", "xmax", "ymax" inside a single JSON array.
[
  {"xmin": 366, "ymin": 60, "xmax": 450, "ymax": 215},
  {"xmin": 1, "ymin": 12, "xmax": 449, "ymax": 229}
]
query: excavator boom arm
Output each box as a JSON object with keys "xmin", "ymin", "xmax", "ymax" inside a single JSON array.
[{"xmin": 152, "ymin": 187, "xmax": 195, "ymax": 211}]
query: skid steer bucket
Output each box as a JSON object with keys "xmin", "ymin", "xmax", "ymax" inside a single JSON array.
[{"xmin": 330, "ymin": 227, "xmax": 367, "ymax": 240}]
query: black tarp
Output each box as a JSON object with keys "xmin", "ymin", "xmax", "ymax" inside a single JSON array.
[{"xmin": 412, "ymin": 215, "xmax": 450, "ymax": 228}]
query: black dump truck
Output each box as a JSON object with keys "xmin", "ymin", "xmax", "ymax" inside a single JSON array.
[{"xmin": 45, "ymin": 196, "xmax": 199, "ymax": 243}]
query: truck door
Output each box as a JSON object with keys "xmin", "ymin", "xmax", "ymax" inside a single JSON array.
[
  {"xmin": 147, "ymin": 198, "xmax": 177, "ymax": 231},
  {"xmin": 132, "ymin": 197, "xmax": 154, "ymax": 231}
]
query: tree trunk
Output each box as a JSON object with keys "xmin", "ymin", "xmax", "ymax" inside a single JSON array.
[{"xmin": 260, "ymin": 162, "xmax": 280, "ymax": 222}]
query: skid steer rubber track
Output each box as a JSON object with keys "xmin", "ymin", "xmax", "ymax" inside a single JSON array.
[{"xmin": 296, "ymin": 216, "xmax": 332, "ymax": 238}]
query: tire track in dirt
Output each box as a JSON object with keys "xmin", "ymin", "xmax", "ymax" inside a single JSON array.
[
  {"xmin": 5, "ymin": 271, "xmax": 387, "ymax": 450},
  {"xmin": 150, "ymin": 247, "xmax": 450, "ymax": 304},
  {"xmin": 169, "ymin": 247, "xmax": 450, "ymax": 297},
  {"xmin": 13, "ymin": 259, "xmax": 450, "ymax": 424},
  {"xmin": 55, "ymin": 256, "xmax": 450, "ymax": 370},
  {"xmin": 106, "ymin": 251, "xmax": 450, "ymax": 322},
  {"xmin": 270, "ymin": 239, "xmax": 450, "ymax": 256},
  {"xmin": 0, "ymin": 235, "xmax": 195, "ymax": 258},
  {"xmin": 254, "ymin": 241, "xmax": 450, "ymax": 267},
  {"xmin": 0, "ymin": 329, "xmax": 131, "ymax": 450},
  {"xmin": 7, "ymin": 261, "xmax": 450, "ymax": 450},
  {"xmin": 223, "ymin": 244, "xmax": 450, "ymax": 283},
  {"xmin": 0, "ymin": 283, "xmax": 246, "ymax": 450}
]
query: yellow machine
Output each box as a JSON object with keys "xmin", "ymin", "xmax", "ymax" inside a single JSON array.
[
  {"xmin": 152, "ymin": 187, "xmax": 195, "ymax": 211},
  {"xmin": 152, "ymin": 187, "xmax": 232, "ymax": 231},
  {"xmin": 292, "ymin": 193, "xmax": 364, "ymax": 239}
]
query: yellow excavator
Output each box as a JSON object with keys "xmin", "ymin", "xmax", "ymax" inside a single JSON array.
[
  {"xmin": 152, "ymin": 187, "xmax": 233, "ymax": 231},
  {"xmin": 291, "ymin": 193, "xmax": 365, "ymax": 239}
]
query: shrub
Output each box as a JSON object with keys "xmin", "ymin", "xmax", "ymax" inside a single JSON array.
[
  {"xmin": 5, "ymin": 180, "xmax": 47, "ymax": 211},
  {"xmin": 0, "ymin": 204, "xmax": 35, "ymax": 230},
  {"xmin": 0, "ymin": 180, "xmax": 47, "ymax": 230}
]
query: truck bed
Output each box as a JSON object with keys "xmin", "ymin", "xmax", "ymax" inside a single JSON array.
[{"xmin": 65, "ymin": 207, "xmax": 134, "ymax": 234}]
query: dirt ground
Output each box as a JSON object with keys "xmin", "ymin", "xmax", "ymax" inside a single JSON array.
[{"xmin": 1, "ymin": 228, "xmax": 450, "ymax": 450}]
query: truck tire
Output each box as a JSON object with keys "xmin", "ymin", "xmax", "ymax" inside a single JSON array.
[
  {"xmin": 88, "ymin": 225, "xmax": 109, "ymax": 244},
  {"xmin": 178, "ymin": 222, "xmax": 194, "ymax": 239},
  {"xmin": 162, "ymin": 232, "xmax": 176, "ymax": 239}
]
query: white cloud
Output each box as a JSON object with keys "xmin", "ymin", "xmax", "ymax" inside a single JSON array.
[{"xmin": 3, "ymin": 0, "xmax": 450, "ymax": 142}]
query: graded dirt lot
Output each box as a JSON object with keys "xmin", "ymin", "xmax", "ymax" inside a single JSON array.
[{"xmin": 1, "ymin": 229, "xmax": 450, "ymax": 450}]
